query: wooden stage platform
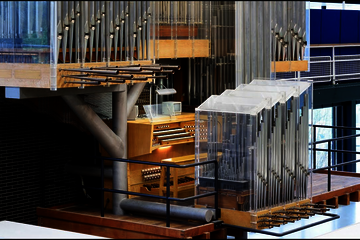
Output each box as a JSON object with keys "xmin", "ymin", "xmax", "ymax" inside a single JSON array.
[
  {"xmin": 37, "ymin": 203, "xmax": 226, "ymax": 239},
  {"xmin": 311, "ymin": 171, "xmax": 360, "ymax": 207},
  {"xmin": 36, "ymin": 171, "xmax": 360, "ymax": 239}
]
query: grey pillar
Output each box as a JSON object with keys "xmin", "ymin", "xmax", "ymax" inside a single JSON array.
[
  {"xmin": 112, "ymin": 89, "xmax": 128, "ymax": 215},
  {"xmin": 63, "ymin": 82, "xmax": 145, "ymax": 216},
  {"xmin": 127, "ymin": 82, "xmax": 146, "ymax": 117},
  {"xmin": 62, "ymin": 94, "xmax": 124, "ymax": 158}
]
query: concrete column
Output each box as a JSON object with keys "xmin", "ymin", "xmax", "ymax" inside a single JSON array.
[{"xmin": 112, "ymin": 88, "xmax": 127, "ymax": 215}]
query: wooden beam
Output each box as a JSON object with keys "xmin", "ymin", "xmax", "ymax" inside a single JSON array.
[
  {"xmin": 350, "ymin": 190, "xmax": 360, "ymax": 202},
  {"xmin": 150, "ymin": 40, "xmax": 210, "ymax": 59},
  {"xmin": 0, "ymin": 63, "xmax": 51, "ymax": 88},
  {"xmin": 271, "ymin": 60, "xmax": 308, "ymax": 72},
  {"xmin": 0, "ymin": 60, "xmax": 152, "ymax": 89},
  {"xmin": 326, "ymin": 197, "xmax": 339, "ymax": 208},
  {"xmin": 37, "ymin": 206, "xmax": 216, "ymax": 239},
  {"xmin": 339, "ymin": 193, "xmax": 350, "ymax": 205}
]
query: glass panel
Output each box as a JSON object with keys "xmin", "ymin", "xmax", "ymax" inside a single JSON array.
[
  {"xmin": 356, "ymin": 104, "xmax": 360, "ymax": 173},
  {"xmin": 195, "ymin": 79, "xmax": 313, "ymax": 213},
  {"xmin": 0, "ymin": 1, "xmax": 50, "ymax": 64},
  {"xmin": 313, "ymin": 107, "xmax": 333, "ymax": 169}
]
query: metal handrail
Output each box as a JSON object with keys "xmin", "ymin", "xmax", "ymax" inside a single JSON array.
[
  {"xmin": 312, "ymin": 124, "xmax": 360, "ymax": 191},
  {"xmin": 314, "ymin": 134, "xmax": 360, "ymax": 145},
  {"xmin": 309, "ymin": 44, "xmax": 360, "ymax": 83},
  {"xmin": 80, "ymin": 156, "xmax": 219, "ymax": 228},
  {"xmin": 312, "ymin": 124, "xmax": 360, "ymax": 130}
]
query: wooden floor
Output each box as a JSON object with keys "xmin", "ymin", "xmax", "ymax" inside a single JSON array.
[
  {"xmin": 37, "ymin": 203, "xmax": 226, "ymax": 239},
  {"xmin": 37, "ymin": 171, "xmax": 360, "ymax": 239},
  {"xmin": 311, "ymin": 171, "xmax": 360, "ymax": 206}
]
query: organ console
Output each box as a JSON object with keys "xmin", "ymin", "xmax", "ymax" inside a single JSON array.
[{"xmin": 127, "ymin": 112, "xmax": 199, "ymax": 197}]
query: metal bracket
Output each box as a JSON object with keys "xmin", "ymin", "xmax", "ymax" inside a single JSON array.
[{"xmin": 212, "ymin": 219, "xmax": 224, "ymax": 229}]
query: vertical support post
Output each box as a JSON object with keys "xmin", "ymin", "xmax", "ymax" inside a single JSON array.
[
  {"xmin": 332, "ymin": 46, "xmax": 336, "ymax": 84},
  {"xmin": 101, "ymin": 156, "xmax": 104, "ymax": 217},
  {"xmin": 215, "ymin": 160, "xmax": 220, "ymax": 219},
  {"xmin": 313, "ymin": 126, "xmax": 316, "ymax": 169},
  {"xmin": 112, "ymin": 89, "xmax": 128, "ymax": 215},
  {"xmin": 328, "ymin": 141, "xmax": 331, "ymax": 192},
  {"xmin": 166, "ymin": 166, "xmax": 171, "ymax": 227}
]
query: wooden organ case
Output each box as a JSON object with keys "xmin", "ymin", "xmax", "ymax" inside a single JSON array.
[{"xmin": 127, "ymin": 112, "xmax": 202, "ymax": 198}]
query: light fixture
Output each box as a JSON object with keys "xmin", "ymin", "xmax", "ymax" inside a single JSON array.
[
  {"xmin": 155, "ymin": 84, "xmax": 177, "ymax": 95},
  {"xmin": 154, "ymin": 84, "xmax": 177, "ymax": 117},
  {"xmin": 155, "ymin": 88, "xmax": 177, "ymax": 95},
  {"xmin": 158, "ymin": 146, "xmax": 172, "ymax": 150}
]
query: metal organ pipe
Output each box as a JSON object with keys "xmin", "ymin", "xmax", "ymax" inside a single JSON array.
[{"xmin": 120, "ymin": 199, "xmax": 214, "ymax": 223}]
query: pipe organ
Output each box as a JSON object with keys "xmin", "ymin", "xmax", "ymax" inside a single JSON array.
[
  {"xmin": 0, "ymin": 1, "xmax": 211, "ymax": 91},
  {"xmin": 0, "ymin": 0, "xmax": 329, "ymax": 237},
  {"xmin": 194, "ymin": 78, "xmax": 318, "ymax": 229}
]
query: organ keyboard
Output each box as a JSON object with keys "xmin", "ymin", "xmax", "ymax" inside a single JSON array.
[
  {"xmin": 127, "ymin": 112, "xmax": 198, "ymax": 158},
  {"xmin": 127, "ymin": 113, "xmax": 198, "ymax": 197}
]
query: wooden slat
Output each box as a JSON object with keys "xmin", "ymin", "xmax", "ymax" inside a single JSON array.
[
  {"xmin": 0, "ymin": 69, "xmax": 12, "ymax": 78},
  {"xmin": 350, "ymin": 190, "xmax": 360, "ymax": 202},
  {"xmin": 339, "ymin": 193, "xmax": 350, "ymax": 205},
  {"xmin": 149, "ymin": 40, "xmax": 210, "ymax": 59},
  {"xmin": 271, "ymin": 60, "xmax": 308, "ymax": 72},
  {"xmin": 157, "ymin": 25, "xmax": 198, "ymax": 38},
  {"xmin": 0, "ymin": 63, "xmax": 50, "ymax": 88},
  {"xmin": 127, "ymin": 123, "xmax": 153, "ymax": 158},
  {"xmin": 326, "ymin": 197, "xmax": 339, "ymax": 208},
  {"xmin": 0, "ymin": 61, "xmax": 152, "ymax": 89},
  {"xmin": 14, "ymin": 69, "xmax": 41, "ymax": 79},
  {"xmin": 217, "ymin": 209, "xmax": 254, "ymax": 229}
]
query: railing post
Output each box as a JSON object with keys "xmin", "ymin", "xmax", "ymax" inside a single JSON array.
[
  {"xmin": 328, "ymin": 141, "xmax": 331, "ymax": 192},
  {"xmin": 332, "ymin": 46, "xmax": 336, "ymax": 84},
  {"xmin": 214, "ymin": 160, "xmax": 220, "ymax": 219},
  {"xmin": 166, "ymin": 166, "xmax": 171, "ymax": 227},
  {"xmin": 313, "ymin": 126, "xmax": 317, "ymax": 169},
  {"xmin": 101, "ymin": 157, "xmax": 104, "ymax": 217}
]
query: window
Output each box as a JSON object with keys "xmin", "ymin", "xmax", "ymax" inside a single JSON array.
[
  {"xmin": 356, "ymin": 104, "xmax": 360, "ymax": 172},
  {"xmin": 313, "ymin": 107, "xmax": 333, "ymax": 169}
]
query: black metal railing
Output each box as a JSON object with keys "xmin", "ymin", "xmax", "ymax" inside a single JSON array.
[
  {"xmin": 77, "ymin": 125, "xmax": 360, "ymax": 236},
  {"xmin": 81, "ymin": 156, "xmax": 219, "ymax": 227},
  {"xmin": 312, "ymin": 124, "xmax": 360, "ymax": 191}
]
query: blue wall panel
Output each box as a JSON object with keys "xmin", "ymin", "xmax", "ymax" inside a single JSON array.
[
  {"xmin": 321, "ymin": 9, "xmax": 341, "ymax": 44},
  {"xmin": 310, "ymin": 9, "xmax": 360, "ymax": 57},
  {"xmin": 340, "ymin": 10, "xmax": 359, "ymax": 55},
  {"xmin": 320, "ymin": 9, "xmax": 341, "ymax": 56},
  {"xmin": 310, "ymin": 9, "xmax": 322, "ymax": 56}
]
